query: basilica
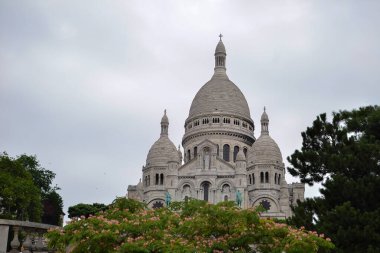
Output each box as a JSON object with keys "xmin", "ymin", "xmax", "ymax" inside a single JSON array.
[{"xmin": 128, "ymin": 37, "xmax": 304, "ymax": 218}]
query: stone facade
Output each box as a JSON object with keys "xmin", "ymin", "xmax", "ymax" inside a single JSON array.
[{"xmin": 127, "ymin": 37, "xmax": 304, "ymax": 218}]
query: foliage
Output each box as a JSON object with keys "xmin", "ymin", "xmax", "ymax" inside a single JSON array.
[
  {"xmin": 0, "ymin": 152, "xmax": 63, "ymax": 225},
  {"xmin": 68, "ymin": 202, "xmax": 108, "ymax": 219},
  {"xmin": 0, "ymin": 153, "xmax": 42, "ymax": 221},
  {"xmin": 287, "ymin": 105, "xmax": 380, "ymax": 253},
  {"xmin": 48, "ymin": 198, "xmax": 334, "ymax": 253},
  {"xmin": 42, "ymin": 190, "xmax": 64, "ymax": 226},
  {"xmin": 17, "ymin": 154, "xmax": 58, "ymax": 194}
]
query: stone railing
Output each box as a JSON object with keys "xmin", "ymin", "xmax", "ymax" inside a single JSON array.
[{"xmin": 0, "ymin": 219, "xmax": 58, "ymax": 253}]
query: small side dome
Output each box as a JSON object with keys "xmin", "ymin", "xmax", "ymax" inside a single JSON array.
[
  {"xmin": 248, "ymin": 135, "xmax": 282, "ymax": 165},
  {"xmin": 146, "ymin": 110, "xmax": 179, "ymax": 166},
  {"xmin": 248, "ymin": 108, "xmax": 282, "ymax": 165},
  {"xmin": 146, "ymin": 137, "xmax": 179, "ymax": 166}
]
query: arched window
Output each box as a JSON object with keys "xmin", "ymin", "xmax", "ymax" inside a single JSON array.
[
  {"xmin": 252, "ymin": 173, "xmax": 255, "ymax": 185},
  {"xmin": 249, "ymin": 174, "xmax": 252, "ymax": 184},
  {"xmin": 265, "ymin": 172, "xmax": 269, "ymax": 183},
  {"xmin": 260, "ymin": 172, "xmax": 264, "ymax": 183},
  {"xmin": 155, "ymin": 174, "xmax": 159, "ymax": 185},
  {"xmin": 187, "ymin": 150, "xmax": 191, "ymax": 161},
  {"xmin": 194, "ymin": 146, "xmax": 198, "ymax": 157},
  {"xmin": 278, "ymin": 174, "xmax": 281, "ymax": 184},
  {"xmin": 243, "ymin": 148, "xmax": 248, "ymax": 158},
  {"xmin": 222, "ymin": 184, "xmax": 230, "ymax": 193},
  {"xmin": 217, "ymin": 145, "xmax": 219, "ymax": 157},
  {"xmin": 223, "ymin": 144, "xmax": 230, "ymax": 161},
  {"xmin": 201, "ymin": 181, "xmax": 211, "ymax": 201},
  {"xmin": 203, "ymin": 147, "xmax": 210, "ymax": 170},
  {"xmin": 274, "ymin": 173, "xmax": 277, "ymax": 185},
  {"xmin": 224, "ymin": 195, "xmax": 228, "ymax": 201},
  {"xmin": 233, "ymin": 146, "xmax": 239, "ymax": 162},
  {"xmin": 160, "ymin": 173, "xmax": 164, "ymax": 185}
]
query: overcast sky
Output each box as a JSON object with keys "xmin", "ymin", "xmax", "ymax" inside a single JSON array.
[{"xmin": 1, "ymin": 1, "xmax": 379, "ymax": 218}]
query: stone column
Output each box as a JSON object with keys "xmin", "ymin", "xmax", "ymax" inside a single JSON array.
[
  {"xmin": 9, "ymin": 226, "xmax": 20, "ymax": 253},
  {"xmin": 22, "ymin": 232, "xmax": 32, "ymax": 253},
  {"xmin": 34, "ymin": 233, "xmax": 47, "ymax": 253},
  {"xmin": 0, "ymin": 225, "xmax": 9, "ymax": 253}
]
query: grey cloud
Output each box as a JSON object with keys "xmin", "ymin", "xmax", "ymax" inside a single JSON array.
[{"xmin": 1, "ymin": 0, "xmax": 379, "ymax": 218}]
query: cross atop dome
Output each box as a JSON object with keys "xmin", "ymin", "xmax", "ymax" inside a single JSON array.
[{"xmin": 219, "ymin": 33, "xmax": 223, "ymax": 41}]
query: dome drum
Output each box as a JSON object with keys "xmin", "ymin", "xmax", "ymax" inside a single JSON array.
[
  {"xmin": 182, "ymin": 129, "xmax": 255, "ymax": 148},
  {"xmin": 183, "ymin": 122, "xmax": 254, "ymax": 142}
]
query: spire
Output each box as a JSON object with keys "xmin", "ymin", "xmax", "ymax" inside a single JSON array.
[
  {"xmin": 260, "ymin": 107, "xmax": 269, "ymax": 135},
  {"xmin": 160, "ymin": 109, "xmax": 169, "ymax": 136},
  {"xmin": 214, "ymin": 34, "xmax": 226, "ymax": 73}
]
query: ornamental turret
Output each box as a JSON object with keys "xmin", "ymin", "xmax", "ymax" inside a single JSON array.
[
  {"xmin": 161, "ymin": 109, "xmax": 169, "ymax": 136},
  {"xmin": 214, "ymin": 34, "xmax": 226, "ymax": 72}
]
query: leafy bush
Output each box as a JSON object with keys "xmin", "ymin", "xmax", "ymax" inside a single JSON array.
[{"xmin": 48, "ymin": 198, "xmax": 333, "ymax": 253}]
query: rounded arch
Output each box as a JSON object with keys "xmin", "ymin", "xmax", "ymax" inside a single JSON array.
[
  {"xmin": 200, "ymin": 180, "xmax": 213, "ymax": 187},
  {"xmin": 221, "ymin": 183, "xmax": 231, "ymax": 193},
  {"xmin": 216, "ymin": 179, "xmax": 235, "ymax": 190},
  {"xmin": 147, "ymin": 198, "xmax": 165, "ymax": 209},
  {"xmin": 178, "ymin": 180, "xmax": 196, "ymax": 190},
  {"xmin": 223, "ymin": 144, "xmax": 230, "ymax": 161},
  {"xmin": 243, "ymin": 147, "xmax": 248, "ymax": 158},
  {"xmin": 200, "ymin": 181, "xmax": 212, "ymax": 201},
  {"xmin": 251, "ymin": 195, "xmax": 280, "ymax": 212},
  {"xmin": 233, "ymin": 145, "xmax": 239, "ymax": 162}
]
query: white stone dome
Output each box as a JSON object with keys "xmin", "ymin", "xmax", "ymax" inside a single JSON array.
[
  {"xmin": 187, "ymin": 37, "xmax": 252, "ymax": 121},
  {"xmin": 146, "ymin": 110, "xmax": 179, "ymax": 166},
  {"xmin": 188, "ymin": 75, "xmax": 251, "ymax": 120},
  {"xmin": 248, "ymin": 134, "xmax": 282, "ymax": 165},
  {"xmin": 248, "ymin": 109, "xmax": 282, "ymax": 165},
  {"xmin": 146, "ymin": 136, "xmax": 179, "ymax": 166}
]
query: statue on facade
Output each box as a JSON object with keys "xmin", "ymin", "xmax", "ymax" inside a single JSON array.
[
  {"xmin": 165, "ymin": 192, "xmax": 172, "ymax": 206},
  {"xmin": 236, "ymin": 190, "xmax": 242, "ymax": 207}
]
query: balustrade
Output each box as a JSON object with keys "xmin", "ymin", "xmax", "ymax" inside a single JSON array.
[{"xmin": 0, "ymin": 219, "xmax": 58, "ymax": 253}]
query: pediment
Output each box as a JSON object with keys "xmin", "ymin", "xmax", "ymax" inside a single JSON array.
[
  {"xmin": 197, "ymin": 139, "xmax": 218, "ymax": 155},
  {"xmin": 214, "ymin": 157, "xmax": 235, "ymax": 173},
  {"xmin": 178, "ymin": 158, "xmax": 197, "ymax": 175}
]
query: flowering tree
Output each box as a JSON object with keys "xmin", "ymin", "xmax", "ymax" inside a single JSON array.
[{"xmin": 47, "ymin": 198, "xmax": 333, "ymax": 253}]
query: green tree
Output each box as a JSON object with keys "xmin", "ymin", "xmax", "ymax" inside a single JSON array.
[
  {"xmin": 42, "ymin": 190, "xmax": 64, "ymax": 226},
  {"xmin": 48, "ymin": 198, "xmax": 334, "ymax": 253},
  {"xmin": 0, "ymin": 153, "xmax": 42, "ymax": 221},
  {"xmin": 68, "ymin": 203, "xmax": 108, "ymax": 218},
  {"xmin": 16, "ymin": 154, "xmax": 64, "ymax": 225},
  {"xmin": 0, "ymin": 153, "xmax": 64, "ymax": 225},
  {"xmin": 287, "ymin": 105, "xmax": 380, "ymax": 253}
]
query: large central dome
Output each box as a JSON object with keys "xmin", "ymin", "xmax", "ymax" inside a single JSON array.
[
  {"xmin": 188, "ymin": 74, "xmax": 251, "ymax": 120},
  {"xmin": 182, "ymin": 36, "xmax": 255, "ymax": 148},
  {"xmin": 187, "ymin": 38, "xmax": 252, "ymax": 122}
]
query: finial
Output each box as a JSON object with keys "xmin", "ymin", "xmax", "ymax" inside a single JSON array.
[
  {"xmin": 164, "ymin": 109, "xmax": 167, "ymax": 115},
  {"xmin": 264, "ymin": 106, "xmax": 266, "ymax": 112},
  {"xmin": 178, "ymin": 144, "xmax": 180, "ymax": 149},
  {"xmin": 219, "ymin": 33, "xmax": 223, "ymax": 41}
]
